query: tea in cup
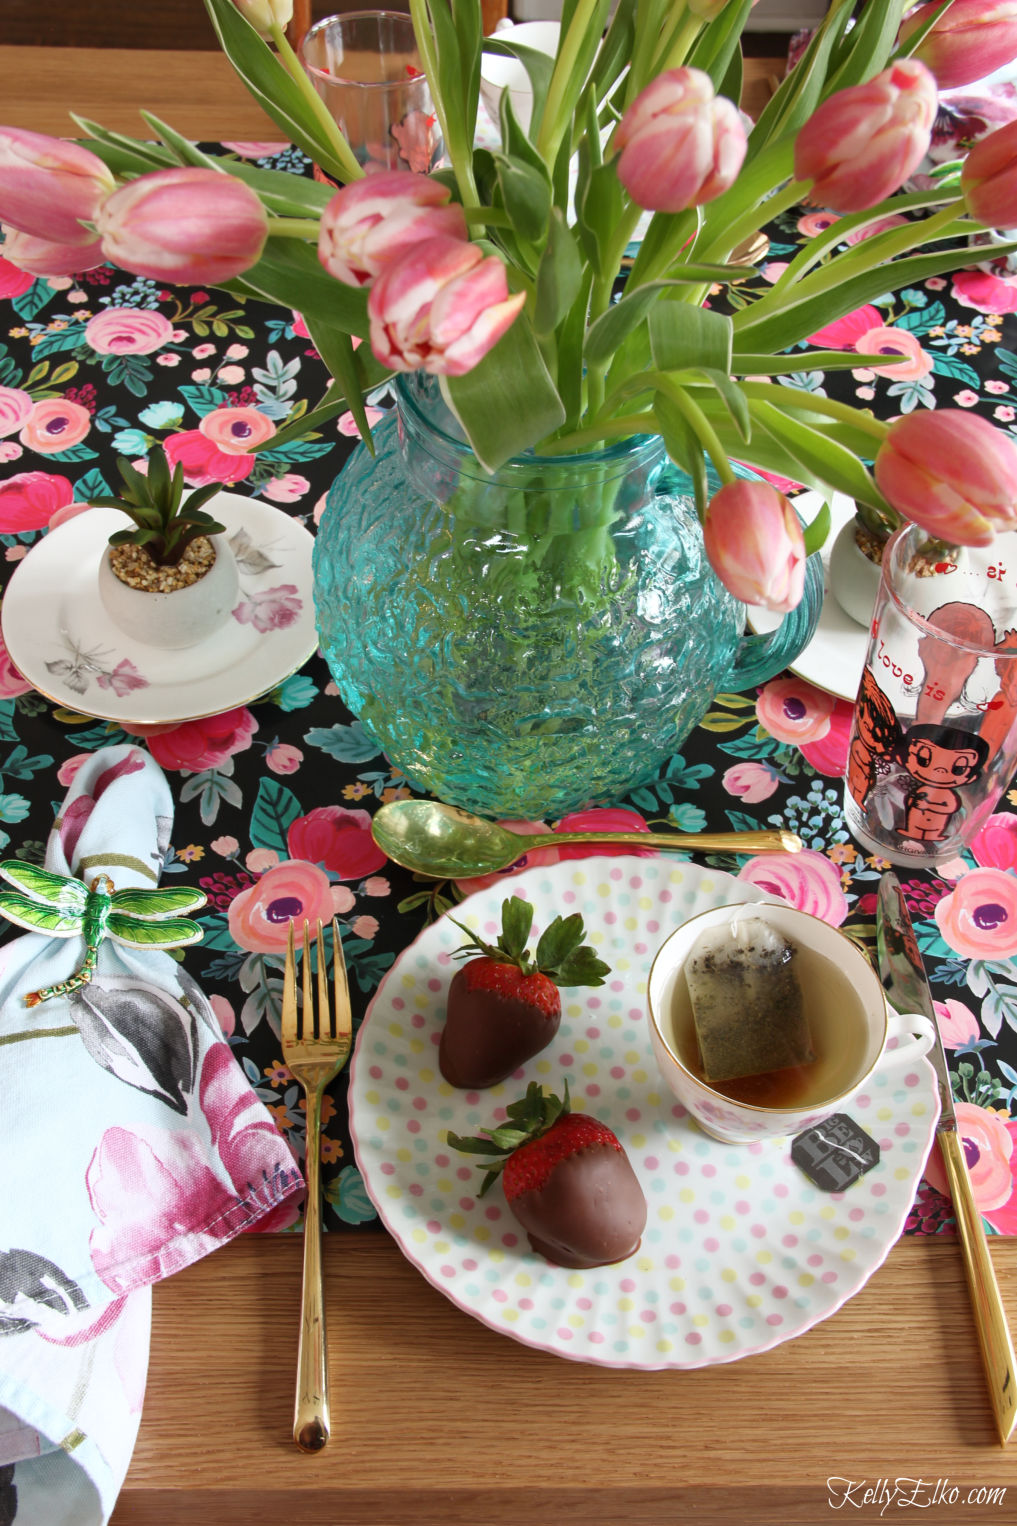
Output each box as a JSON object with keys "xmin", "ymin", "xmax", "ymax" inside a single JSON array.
[{"xmin": 647, "ymin": 901, "xmax": 933, "ymax": 1143}]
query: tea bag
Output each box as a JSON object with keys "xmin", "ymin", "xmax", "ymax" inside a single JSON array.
[{"xmin": 686, "ymin": 917, "xmax": 815, "ymax": 1082}]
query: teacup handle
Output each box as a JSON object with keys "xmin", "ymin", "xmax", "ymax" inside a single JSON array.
[{"xmin": 884, "ymin": 1009, "xmax": 936, "ymax": 1067}]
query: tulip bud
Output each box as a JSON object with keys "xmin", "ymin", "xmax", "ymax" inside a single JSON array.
[
  {"xmin": 794, "ymin": 58, "xmax": 938, "ymax": 213},
  {"xmin": 368, "ymin": 235, "xmax": 526, "ymax": 377},
  {"xmin": 614, "ymin": 68, "xmax": 747, "ymax": 214},
  {"xmin": 318, "ymin": 170, "xmax": 468, "ymax": 288},
  {"xmin": 702, "ymin": 480, "xmax": 806, "ymax": 612},
  {"xmin": 1, "ymin": 227, "xmax": 105, "ymax": 277},
  {"xmin": 232, "ymin": 0, "xmax": 293, "ymax": 38},
  {"xmin": 962, "ymin": 119, "xmax": 1017, "ymax": 229},
  {"xmin": 0, "ymin": 126, "xmax": 115, "ymax": 246},
  {"xmin": 874, "ymin": 411, "xmax": 1017, "ymax": 547},
  {"xmin": 95, "ymin": 167, "xmax": 268, "ymax": 286},
  {"xmin": 899, "ymin": 0, "xmax": 1017, "ymax": 93}
]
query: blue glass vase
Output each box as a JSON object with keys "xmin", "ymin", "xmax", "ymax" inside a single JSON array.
[{"xmin": 313, "ymin": 374, "xmax": 822, "ymax": 819}]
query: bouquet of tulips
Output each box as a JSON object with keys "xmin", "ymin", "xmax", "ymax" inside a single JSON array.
[{"xmin": 4, "ymin": 0, "xmax": 1017, "ymax": 611}]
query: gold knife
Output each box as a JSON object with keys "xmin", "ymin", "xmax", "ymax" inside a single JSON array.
[{"xmin": 877, "ymin": 870, "xmax": 1017, "ymax": 1446}]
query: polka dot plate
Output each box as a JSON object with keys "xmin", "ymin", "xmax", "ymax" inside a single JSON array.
[{"xmin": 349, "ymin": 857, "xmax": 940, "ymax": 1369}]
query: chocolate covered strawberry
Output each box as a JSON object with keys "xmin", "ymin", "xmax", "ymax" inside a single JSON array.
[
  {"xmin": 448, "ymin": 1082, "xmax": 647, "ymax": 1268},
  {"xmin": 439, "ymin": 895, "xmax": 609, "ymax": 1089}
]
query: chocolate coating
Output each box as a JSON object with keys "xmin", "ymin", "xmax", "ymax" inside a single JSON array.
[
  {"xmin": 439, "ymin": 974, "xmax": 560, "ymax": 1088},
  {"xmin": 508, "ymin": 1143, "xmax": 647, "ymax": 1268}
]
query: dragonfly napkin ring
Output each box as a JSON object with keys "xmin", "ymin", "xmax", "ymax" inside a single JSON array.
[{"xmin": 0, "ymin": 860, "xmax": 206, "ymax": 1007}]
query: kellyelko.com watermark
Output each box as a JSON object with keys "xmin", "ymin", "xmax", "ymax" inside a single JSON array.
[{"xmin": 828, "ymin": 1478, "xmax": 1008, "ymax": 1513}]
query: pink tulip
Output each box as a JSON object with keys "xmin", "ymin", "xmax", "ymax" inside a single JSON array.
[
  {"xmin": 874, "ymin": 411, "xmax": 1017, "ymax": 546},
  {"xmin": 614, "ymin": 68, "xmax": 747, "ymax": 213},
  {"xmin": 95, "ymin": 166, "xmax": 268, "ymax": 286},
  {"xmin": 963, "ymin": 119, "xmax": 1017, "ymax": 229},
  {"xmin": 794, "ymin": 59, "xmax": 938, "ymax": 213},
  {"xmin": 702, "ymin": 480, "xmax": 806, "ymax": 612},
  {"xmin": 368, "ymin": 235, "xmax": 525, "ymax": 377},
  {"xmin": 1, "ymin": 226, "xmax": 105, "ymax": 277},
  {"xmin": 318, "ymin": 169, "xmax": 468, "ymax": 288},
  {"xmin": 0, "ymin": 126, "xmax": 115, "ymax": 245},
  {"xmin": 899, "ymin": 0, "xmax": 1017, "ymax": 92}
]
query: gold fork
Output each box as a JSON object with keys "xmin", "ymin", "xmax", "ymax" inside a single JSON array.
[{"xmin": 281, "ymin": 917, "xmax": 353, "ymax": 1453}]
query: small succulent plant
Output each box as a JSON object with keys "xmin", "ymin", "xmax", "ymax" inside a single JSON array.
[{"xmin": 91, "ymin": 444, "xmax": 226, "ymax": 568}]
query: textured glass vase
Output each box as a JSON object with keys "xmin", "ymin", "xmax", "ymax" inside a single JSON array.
[{"xmin": 313, "ymin": 374, "xmax": 822, "ymax": 819}]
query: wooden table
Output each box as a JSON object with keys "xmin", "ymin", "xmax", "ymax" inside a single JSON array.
[
  {"xmin": 114, "ymin": 1233, "xmax": 1017, "ymax": 1525},
  {"xmin": 4, "ymin": 43, "xmax": 1017, "ymax": 1525}
]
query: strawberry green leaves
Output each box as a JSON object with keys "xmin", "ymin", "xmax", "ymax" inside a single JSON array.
[
  {"xmin": 447, "ymin": 1079, "xmax": 571, "ymax": 1195},
  {"xmin": 448, "ymin": 895, "xmax": 610, "ymax": 986}
]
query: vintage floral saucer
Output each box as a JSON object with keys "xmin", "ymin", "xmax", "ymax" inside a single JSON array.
[
  {"xmin": 349, "ymin": 857, "xmax": 940, "ymax": 1370},
  {"xmin": 1, "ymin": 494, "xmax": 317, "ymax": 725}
]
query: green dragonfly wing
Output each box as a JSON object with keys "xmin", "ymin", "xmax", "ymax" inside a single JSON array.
[
  {"xmin": 0, "ymin": 888, "xmax": 82, "ymax": 937},
  {"xmin": 111, "ymin": 886, "xmax": 208, "ymax": 919},
  {"xmin": 107, "ymin": 913, "xmax": 204, "ymax": 949},
  {"xmin": 0, "ymin": 860, "xmax": 88, "ymax": 914}
]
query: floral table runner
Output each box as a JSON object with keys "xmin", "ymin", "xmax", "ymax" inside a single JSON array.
[{"xmin": 1, "ymin": 144, "xmax": 1017, "ymax": 1238}]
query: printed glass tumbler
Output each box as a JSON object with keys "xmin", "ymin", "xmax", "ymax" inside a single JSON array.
[
  {"xmin": 844, "ymin": 522, "xmax": 1017, "ymax": 866},
  {"xmin": 299, "ymin": 11, "xmax": 442, "ymax": 180}
]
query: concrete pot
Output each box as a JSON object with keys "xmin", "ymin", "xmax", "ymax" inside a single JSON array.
[{"xmin": 97, "ymin": 534, "xmax": 239, "ymax": 650}]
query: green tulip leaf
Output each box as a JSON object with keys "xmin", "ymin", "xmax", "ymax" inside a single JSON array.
[
  {"xmin": 653, "ymin": 394, "xmax": 709, "ymax": 519},
  {"xmin": 71, "ymin": 116, "xmax": 177, "ymax": 177},
  {"xmin": 731, "ymin": 240, "xmax": 1017, "ymax": 355},
  {"xmin": 443, "ymin": 312, "xmax": 565, "ymax": 472},
  {"xmin": 224, "ymin": 238, "xmax": 370, "ymax": 339},
  {"xmin": 802, "ymin": 499, "xmax": 832, "ymax": 558},
  {"xmin": 649, "ymin": 303, "xmax": 733, "ymax": 374},
  {"xmin": 534, "ymin": 211, "xmax": 585, "ymax": 338},
  {"xmin": 494, "ymin": 152, "xmax": 552, "ymax": 244},
  {"xmin": 203, "ymin": 0, "xmax": 359, "ymax": 185}
]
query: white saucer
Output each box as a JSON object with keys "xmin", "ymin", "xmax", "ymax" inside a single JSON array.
[
  {"xmin": 747, "ymin": 492, "xmax": 869, "ymax": 702},
  {"xmin": 1, "ymin": 494, "xmax": 317, "ymax": 725}
]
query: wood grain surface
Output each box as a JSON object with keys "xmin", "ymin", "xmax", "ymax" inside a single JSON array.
[
  {"xmin": 0, "ymin": 46, "xmax": 784, "ymax": 139},
  {"xmin": 111, "ymin": 1234, "xmax": 1017, "ymax": 1525}
]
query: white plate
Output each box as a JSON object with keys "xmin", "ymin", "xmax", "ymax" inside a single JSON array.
[
  {"xmin": 1, "ymin": 494, "xmax": 317, "ymax": 725},
  {"xmin": 747, "ymin": 492, "xmax": 869, "ymax": 702},
  {"xmin": 349, "ymin": 856, "xmax": 940, "ymax": 1370}
]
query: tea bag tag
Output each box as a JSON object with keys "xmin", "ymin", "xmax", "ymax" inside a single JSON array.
[{"xmin": 791, "ymin": 1113, "xmax": 880, "ymax": 1192}]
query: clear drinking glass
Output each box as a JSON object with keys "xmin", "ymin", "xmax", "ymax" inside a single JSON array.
[
  {"xmin": 844, "ymin": 522, "xmax": 1017, "ymax": 865},
  {"xmin": 299, "ymin": 10, "xmax": 442, "ymax": 182}
]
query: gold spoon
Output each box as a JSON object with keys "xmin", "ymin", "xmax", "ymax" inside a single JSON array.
[{"xmin": 370, "ymin": 799, "xmax": 802, "ymax": 880}]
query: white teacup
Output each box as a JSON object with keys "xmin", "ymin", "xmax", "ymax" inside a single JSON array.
[
  {"xmin": 479, "ymin": 21, "xmax": 561, "ymax": 133},
  {"xmin": 647, "ymin": 900, "xmax": 934, "ymax": 1144}
]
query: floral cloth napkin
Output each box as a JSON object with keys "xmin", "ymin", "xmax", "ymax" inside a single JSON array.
[{"xmin": 0, "ymin": 745, "xmax": 304, "ymax": 1526}]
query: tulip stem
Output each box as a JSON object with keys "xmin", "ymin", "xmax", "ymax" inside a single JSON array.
[
  {"xmin": 536, "ymin": 0, "xmax": 601, "ymax": 165},
  {"xmin": 265, "ymin": 217, "xmax": 322, "ymax": 244},
  {"xmin": 408, "ymin": 0, "xmax": 477, "ymax": 207},
  {"xmin": 735, "ymin": 200, "xmax": 966, "ymax": 331},
  {"xmin": 654, "ymin": 15, "xmax": 705, "ymax": 78},
  {"xmin": 653, "ymin": 374, "xmax": 735, "ymax": 486},
  {"xmin": 696, "ymin": 179, "xmax": 809, "ymax": 267},
  {"xmin": 269, "ymin": 21, "xmax": 364, "ymax": 184},
  {"xmin": 538, "ymin": 412, "xmax": 657, "ymax": 454}
]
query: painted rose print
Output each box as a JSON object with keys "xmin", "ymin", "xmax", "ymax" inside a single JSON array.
[
  {"xmin": 138, "ymin": 708, "xmax": 258, "ymax": 772},
  {"xmin": 935, "ymin": 869, "xmax": 1017, "ymax": 959},
  {"xmin": 228, "ymin": 859, "xmax": 339, "ymax": 954}
]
